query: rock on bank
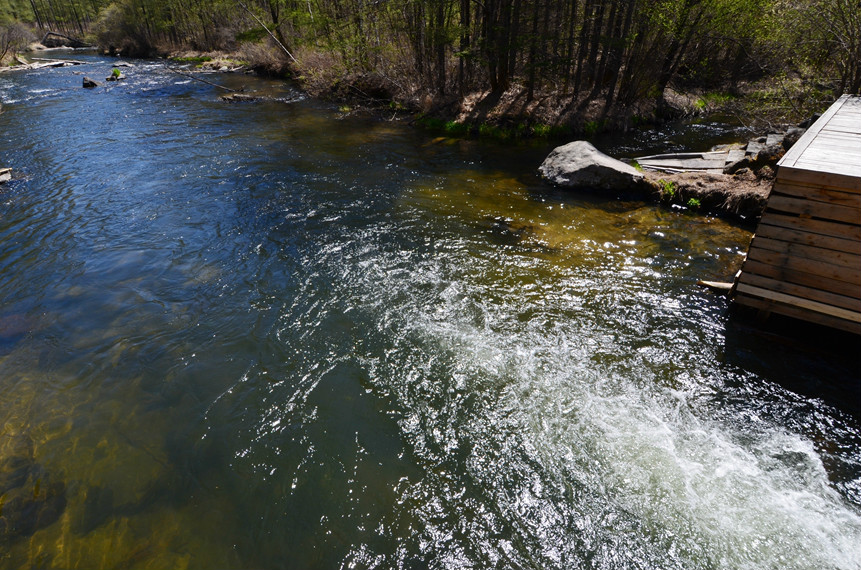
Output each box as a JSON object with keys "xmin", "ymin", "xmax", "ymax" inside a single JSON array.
[
  {"xmin": 539, "ymin": 140, "xmax": 648, "ymax": 193},
  {"xmin": 539, "ymin": 140, "xmax": 771, "ymax": 219}
]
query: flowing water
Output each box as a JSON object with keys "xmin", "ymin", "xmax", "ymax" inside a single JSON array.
[{"xmin": 0, "ymin": 53, "xmax": 859, "ymax": 570}]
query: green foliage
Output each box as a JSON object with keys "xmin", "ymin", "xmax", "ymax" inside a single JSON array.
[
  {"xmin": 695, "ymin": 92, "xmax": 735, "ymax": 111},
  {"xmin": 658, "ymin": 179, "xmax": 676, "ymax": 201},
  {"xmin": 170, "ymin": 56, "xmax": 212, "ymax": 63},
  {"xmin": 479, "ymin": 122, "xmax": 519, "ymax": 141},
  {"xmin": 444, "ymin": 121, "xmax": 469, "ymax": 136},
  {"xmin": 583, "ymin": 120, "xmax": 603, "ymax": 138},
  {"xmin": 111, "ymin": 67, "xmax": 121, "ymax": 77},
  {"xmin": 687, "ymin": 197, "xmax": 701, "ymax": 209},
  {"xmin": 415, "ymin": 115, "xmax": 445, "ymax": 131},
  {"xmin": 531, "ymin": 124, "xmax": 550, "ymax": 138},
  {"xmin": 0, "ymin": 0, "xmax": 34, "ymax": 24},
  {"xmin": 236, "ymin": 27, "xmax": 267, "ymax": 43}
]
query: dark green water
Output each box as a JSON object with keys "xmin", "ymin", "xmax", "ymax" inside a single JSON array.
[{"xmin": 1, "ymin": 54, "xmax": 859, "ymax": 569}]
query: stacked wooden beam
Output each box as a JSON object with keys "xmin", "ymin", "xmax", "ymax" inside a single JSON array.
[{"xmin": 733, "ymin": 95, "xmax": 861, "ymax": 335}]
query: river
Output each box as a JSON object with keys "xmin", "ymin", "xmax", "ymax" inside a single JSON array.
[{"xmin": 1, "ymin": 53, "xmax": 859, "ymax": 569}]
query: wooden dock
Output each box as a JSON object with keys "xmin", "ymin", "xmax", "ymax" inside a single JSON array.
[{"xmin": 732, "ymin": 95, "xmax": 861, "ymax": 335}]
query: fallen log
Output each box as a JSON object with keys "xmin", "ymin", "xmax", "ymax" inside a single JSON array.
[
  {"xmin": 163, "ymin": 64, "xmax": 240, "ymax": 93},
  {"xmin": 41, "ymin": 31, "xmax": 93, "ymax": 49},
  {"xmin": 30, "ymin": 57, "xmax": 87, "ymax": 64},
  {"xmin": 0, "ymin": 58, "xmax": 86, "ymax": 73}
]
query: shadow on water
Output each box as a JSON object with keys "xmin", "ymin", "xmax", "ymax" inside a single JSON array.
[{"xmin": 723, "ymin": 310, "xmax": 861, "ymax": 418}]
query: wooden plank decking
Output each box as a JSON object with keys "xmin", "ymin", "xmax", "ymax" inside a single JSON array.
[{"xmin": 733, "ymin": 95, "xmax": 861, "ymax": 334}]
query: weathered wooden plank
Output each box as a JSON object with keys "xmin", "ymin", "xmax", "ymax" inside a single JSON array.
[
  {"xmin": 735, "ymin": 283, "xmax": 861, "ymax": 323},
  {"xmin": 799, "ymin": 147, "xmax": 861, "ymax": 165},
  {"xmin": 638, "ymin": 158, "xmax": 726, "ymax": 169},
  {"xmin": 752, "ymin": 236, "xmax": 860, "ymax": 268},
  {"xmin": 635, "ymin": 151, "xmax": 729, "ymax": 173},
  {"xmin": 760, "ymin": 212, "xmax": 861, "ymax": 240},
  {"xmin": 765, "ymin": 195, "xmax": 861, "ymax": 224},
  {"xmin": 756, "ymin": 223, "xmax": 861, "ymax": 254},
  {"xmin": 734, "ymin": 294, "xmax": 861, "ymax": 335},
  {"xmin": 777, "ymin": 165, "xmax": 861, "ymax": 192},
  {"xmin": 780, "ymin": 95, "xmax": 849, "ymax": 168},
  {"xmin": 825, "ymin": 116, "xmax": 861, "ymax": 133},
  {"xmin": 774, "ymin": 176, "xmax": 861, "ymax": 194},
  {"xmin": 804, "ymin": 142, "xmax": 861, "ymax": 156},
  {"xmin": 808, "ymin": 141, "xmax": 861, "ymax": 155},
  {"xmin": 697, "ymin": 280, "xmax": 734, "ymax": 294},
  {"xmin": 813, "ymin": 131, "xmax": 861, "ymax": 147},
  {"xmin": 738, "ymin": 271, "xmax": 861, "ymax": 312},
  {"xmin": 794, "ymin": 159, "xmax": 861, "ymax": 178},
  {"xmin": 726, "ymin": 150, "xmax": 746, "ymax": 163},
  {"xmin": 746, "ymin": 248, "xmax": 861, "ymax": 285},
  {"xmin": 772, "ymin": 181, "xmax": 861, "ymax": 208},
  {"xmin": 742, "ymin": 259, "xmax": 861, "ymax": 299}
]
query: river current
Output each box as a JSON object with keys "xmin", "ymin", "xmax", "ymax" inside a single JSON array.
[{"xmin": 1, "ymin": 53, "xmax": 859, "ymax": 569}]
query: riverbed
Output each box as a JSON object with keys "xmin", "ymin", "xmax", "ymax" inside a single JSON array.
[{"xmin": 1, "ymin": 53, "xmax": 859, "ymax": 569}]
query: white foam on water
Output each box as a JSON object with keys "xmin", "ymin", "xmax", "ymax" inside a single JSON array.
[{"xmin": 346, "ymin": 231, "xmax": 861, "ymax": 569}]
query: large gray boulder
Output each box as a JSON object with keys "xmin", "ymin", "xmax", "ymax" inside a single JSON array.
[{"xmin": 539, "ymin": 140, "xmax": 645, "ymax": 192}]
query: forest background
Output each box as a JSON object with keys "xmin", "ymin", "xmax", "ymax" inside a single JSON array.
[{"xmin": 1, "ymin": 0, "xmax": 860, "ymax": 135}]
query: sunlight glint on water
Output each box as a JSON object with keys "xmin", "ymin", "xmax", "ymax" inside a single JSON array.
[{"xmin": 0, "ymin": 54, "xmax": 859, "ymax": 569}]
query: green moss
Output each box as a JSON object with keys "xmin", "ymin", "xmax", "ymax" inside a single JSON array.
[{"xmin": 687, "ymin": 197, "xmax": 701, "ymax": 209}]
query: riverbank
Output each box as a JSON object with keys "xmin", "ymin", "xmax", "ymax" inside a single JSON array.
[
  {"xmin": 643, "ymin": 169, "xmax": 772, "ymax": 220},
  {"xmin": 5, "ymin": 46, "xmax": 779, "ymax": 221}
]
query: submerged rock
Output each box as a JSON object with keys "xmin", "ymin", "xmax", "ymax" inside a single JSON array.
[
  {"xmin": 220, "ymin": 93, "xmax": 260, "ymax": 102},
  {"xmin": 82, "ymin": 76, "xmax": 99, "ymax": 88},
  {"xmin": 539, "ymin": 140, "xmax": 646, "ymax": 193},
  {"xmin": 0, "ymin": 433, "xmax": 67, "ymax": 541}
]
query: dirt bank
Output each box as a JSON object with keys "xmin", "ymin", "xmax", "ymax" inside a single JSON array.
[{"xmin": 643, "ymin": 168, "xmax": 772, "ymax": 220}]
